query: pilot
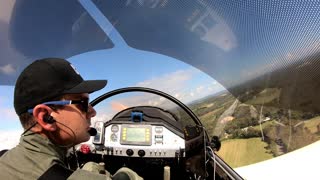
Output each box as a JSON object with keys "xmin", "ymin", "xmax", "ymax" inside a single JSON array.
[{"xmin": 0, "ymin": 58, "xmax": 142, "ymax": 180}]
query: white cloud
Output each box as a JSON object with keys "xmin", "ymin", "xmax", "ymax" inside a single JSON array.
[
  {"xmin": 0, "ymin": 0, "xmax": 15, "ymax": 22},
  {"xmin": 0, "ymin": 107, "xmax": 17, "ymax": 121},
  {"xmin": 0, "ymin": 64, "xmax": 16, "ymax": 75},
  {"xmin": 0, "ymin": 130, "xmax": 22, "ymax": 150},
  {"xmin": 136, "ymin": 69, "xmax": 196, "ymax": 94},
  {"xmin": 0, "ymin": 95, "xmax": 17, "ymax": 122},
  {"xmin": 0, "ymin": 96, "xmax": 24, "ymax": 150},
  {"xmin": 135, "ymin": 69, "xmax": 225, "ymax": 103},
  {"xmin": 196, "ymin": 86, "xmax": 204, "ymax": 93},
  {"xmin": 93, "ymin": 69, "xmax": 225, "ymax": 121}
]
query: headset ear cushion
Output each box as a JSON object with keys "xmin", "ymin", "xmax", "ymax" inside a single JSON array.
[{"xmin": 43, "ymin": 114, "xmax": 55, "ymax": 124}]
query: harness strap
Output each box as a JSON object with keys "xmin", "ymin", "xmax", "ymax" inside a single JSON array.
[
  {"xmin": 38, "ymin": 163, "xmax": 73, "ymax": 180},
  {"xmin": 0, "ymin": 149, "xmax": 8, "ymax": 157}
]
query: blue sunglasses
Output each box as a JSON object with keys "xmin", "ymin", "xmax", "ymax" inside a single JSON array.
[{"xmin": 28, "ymin": 98, "xmax": 89, "ymax": 114}]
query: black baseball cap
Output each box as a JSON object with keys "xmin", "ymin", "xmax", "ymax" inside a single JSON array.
[{"xmin": 14, "ymin": 58, "xmax": 107, "ymax": 115}]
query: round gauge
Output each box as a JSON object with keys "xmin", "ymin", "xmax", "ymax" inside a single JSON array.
[
  {"xmin": 110, "ymin": 134, "xmax": 117, "ymax": 142},
  {"xmin": 111, "ymin": 125, "xmax": 119, "ymax": 132}
]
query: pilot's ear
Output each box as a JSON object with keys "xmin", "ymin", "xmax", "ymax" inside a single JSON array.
[{"xmin": 32, "ymin": 104, "xmax": 57, "ymax": 132}]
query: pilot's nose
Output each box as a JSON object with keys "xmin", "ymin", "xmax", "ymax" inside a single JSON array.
[{"xmin": 87, "ymin": 104, "xmax": 96, "ymax": 118}]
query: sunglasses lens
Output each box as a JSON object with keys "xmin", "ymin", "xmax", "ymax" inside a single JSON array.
[
  {"xmin": 83, "ymin": 99, "xmax": 89, "ymax": 112},
  {"xmin": 72, "ymin": 99, "xmax": 89, "ymax": 113},
  {"xmin": 80, "ymin": 99, "xmax": 89, "ymax": 112}
]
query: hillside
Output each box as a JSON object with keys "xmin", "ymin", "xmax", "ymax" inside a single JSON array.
[{"xmin": 191, "ymin": 90, "xmax": 320, "ymax": 167}]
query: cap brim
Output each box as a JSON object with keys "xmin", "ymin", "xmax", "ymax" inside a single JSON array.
[{"xmin": 63, "ymin": 80, "xmax": 107, "ymax": 94}]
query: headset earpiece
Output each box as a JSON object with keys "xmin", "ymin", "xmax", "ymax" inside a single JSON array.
[{"xmin": 43, "ymin": 114, "xmax": 56, "ymax": 124}]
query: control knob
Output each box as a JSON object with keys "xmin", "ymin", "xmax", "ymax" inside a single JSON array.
[
  {"xmin": 126, "ymin": 149, "xmax": 134, "ymax": 156},
  {"xmin": 138, "ymin": 150, "xmax": 145, "ymax": 157}
]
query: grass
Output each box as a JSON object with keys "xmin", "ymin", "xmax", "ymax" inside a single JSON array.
[
  {"xmin": 244, "ymin": 88, "xmax": 280, "ymax": 105},
  {"xmin": 216, "ymin": 138, "xmax": 274, "ymax": 168},
  {"xmin": 251, "ymin": 120, "xmax": 276, "ymax": 131},
  {"xmin": 304, "ymin": 116, "xmax": 320, "ymax": 134}
]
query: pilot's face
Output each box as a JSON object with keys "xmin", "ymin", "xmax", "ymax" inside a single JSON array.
[{"xmin": 50, "ymin": 93, "xmax": 96, "ymax": 146}]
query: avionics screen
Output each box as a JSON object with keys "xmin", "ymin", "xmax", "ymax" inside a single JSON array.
[
  {"xmin": 120, "ymin": 125, "xmax": 152, "ymax": 145},
  {"xmin": 126, "ymin": 128, "xmax": 145, "ymax": 142}
]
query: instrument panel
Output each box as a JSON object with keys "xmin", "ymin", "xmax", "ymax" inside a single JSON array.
[{"xmin": 101, "ymin": 123, "xmax": 185, "ymax": 158}]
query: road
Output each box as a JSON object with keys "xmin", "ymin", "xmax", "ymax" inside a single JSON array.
[{"xmin": 213, "ymin": 99, "xmax": 239, "ymax": 136}]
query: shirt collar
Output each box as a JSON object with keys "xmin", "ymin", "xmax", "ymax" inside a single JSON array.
[{"xmin": 20, "ymin": 131, "xmax": 68, "ymax": 161}]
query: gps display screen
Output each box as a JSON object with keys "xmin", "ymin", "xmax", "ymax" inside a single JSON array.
[{"xmin": 120, "ymin": 125, "xmax": 152, "ymax": 145}]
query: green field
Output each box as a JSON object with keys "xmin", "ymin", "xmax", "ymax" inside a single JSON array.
[
  {"xmin": 251, "ymin": 120, "xmax": 276, "ymax": 131},
  {"xmin": 244, "ymin": 88, "xmax": 280, "ymax": 105},
  {"xmin": 217, "ymin": 138, "xmax": 274, "ymax": 168}
]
